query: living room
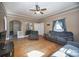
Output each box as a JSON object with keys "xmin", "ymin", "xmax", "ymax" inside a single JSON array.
[{"xmin": 0, "ymin": 2, "xmax": 79, "ymax": 57}]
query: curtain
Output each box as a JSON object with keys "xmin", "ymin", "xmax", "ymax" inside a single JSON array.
[{"xmin": 53, "ymin": 19, "xmax": 66, "ymax": 32}]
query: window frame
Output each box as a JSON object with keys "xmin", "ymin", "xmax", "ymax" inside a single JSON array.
[{"xmin": 53, "ymin": 19, "xmax": 67, "ymax": 32}]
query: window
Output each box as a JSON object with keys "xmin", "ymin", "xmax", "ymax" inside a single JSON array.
[
  {"xmin": 28, "ymin": 23, "xmax": 33, "ymax": 30},
  {"xmin": 53, "ymin": 19, "xmax": 66, "ymax": 32}
]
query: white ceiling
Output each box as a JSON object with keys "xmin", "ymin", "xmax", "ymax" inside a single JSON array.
[{"xmin": 3, "ymin": 2, "xmax": 79, "ymax": 20}]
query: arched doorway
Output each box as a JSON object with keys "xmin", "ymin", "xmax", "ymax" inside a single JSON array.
[{"xmin": 9, "ymin": 20, "xmax": 21, "ymax": 38}]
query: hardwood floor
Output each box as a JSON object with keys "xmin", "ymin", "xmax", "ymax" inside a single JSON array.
[{"xmin": 13, "ymin": 36, "xmax": 62, "ymax": 57}]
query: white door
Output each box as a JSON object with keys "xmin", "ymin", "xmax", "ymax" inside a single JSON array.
[{"xmin": 34, "ymin": 23, "xmax": 44, "ymax": 35}]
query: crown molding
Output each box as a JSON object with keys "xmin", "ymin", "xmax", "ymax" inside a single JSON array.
[
  {"xmin": 6, "ymin": 11, "xmax": 35, "ymax": 20},
  {"xmin": 40, "ymin": 4, "xmax": 79, "ymax": 21},
  {"xmin": 7, "ymin": 14, "xmax": 39, "ymax": 22}
]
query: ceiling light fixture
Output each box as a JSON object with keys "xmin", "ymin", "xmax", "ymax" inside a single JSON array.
[{"xmin": 30, "ymin": 2, "xmax": 47, "ymax": 14}]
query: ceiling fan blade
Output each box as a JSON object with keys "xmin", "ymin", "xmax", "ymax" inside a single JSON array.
[
  {"xmin": 30, "ymin": 9, "xmax": 36, "ymax": 11},
  {"xmin": 40, "ymin": 12, "xmax": 44, "ymax": 14},
  {"xmin": 41, "ymin": 8, "xmax": 47, "ymax": 11}
]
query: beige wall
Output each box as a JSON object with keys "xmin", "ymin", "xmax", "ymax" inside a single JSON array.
[
  {"xmin": 42, "ymin": 8, "xmax": 79, "ymax": 42},
  {"xmin": 6, "ymin": 14, "xmax": 38, "ymax": 36},
  {"xmin": 7, "ymin": 8, "xmax": 79, "ymax": 42},
  {"xmin": 0, "ymin": 3, "xmax": 5, "ymax": 32},
  {"xmin": 0, "ymin": 15, "xmax": 5, "ymax": 32}
]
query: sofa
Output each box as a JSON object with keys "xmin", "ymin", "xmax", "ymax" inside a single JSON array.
[
  {"xmin": 63, "ymin": 41, "xmax": 79, "ymax": 57},
  {"xmin": 51, "ymin": 41, "xmax": 79, "ymax": 57},
  {"xmin": 44, "ymin": 31, "xmax": 74, "ymax": 45},
  {"xmin": 0, "ymin": 31, "xmax": 6, "ymax": 41}
]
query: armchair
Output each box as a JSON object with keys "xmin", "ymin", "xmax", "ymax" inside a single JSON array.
[{"xmin": 28, "ymin": 31, "xmax": 39, "ymax": 40}]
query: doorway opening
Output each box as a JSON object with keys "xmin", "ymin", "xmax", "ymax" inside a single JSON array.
[{"xmin": 9, "ymin": 20, "xmax": 21, "ymax": 39}]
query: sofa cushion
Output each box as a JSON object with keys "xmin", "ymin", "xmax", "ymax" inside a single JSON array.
[
  {"xmin": 56, "ymin": 36, "xmax": 67, "ymax": 45},
  {"xmin": 63, "ymin": 44, "xmax": 79, "ymax": 57},
  {"xmin": 65, "ymin": 49, "xmax": 79, "ymax": 57},
  {"xmin": 67, "ymin": 41, "xmax": 79, "ymax": 48},
  {"xmin": 64, "ymin": 44, "xmax": 79, "ymax": 51}
]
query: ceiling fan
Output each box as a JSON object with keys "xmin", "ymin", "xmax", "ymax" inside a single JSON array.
[{"xmin": 30, "ymin": 3, "xmax": 47, "ymax": 14}]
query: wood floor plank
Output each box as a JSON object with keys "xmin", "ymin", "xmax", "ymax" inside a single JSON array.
[{"xmin": 13, "ymin": 36, "xmax": 62, "ymax": 57}]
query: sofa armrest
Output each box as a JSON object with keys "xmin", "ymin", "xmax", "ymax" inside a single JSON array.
[{"xmin": 67, "ymin": 41, "xmax": 79, "ymax": 48}]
